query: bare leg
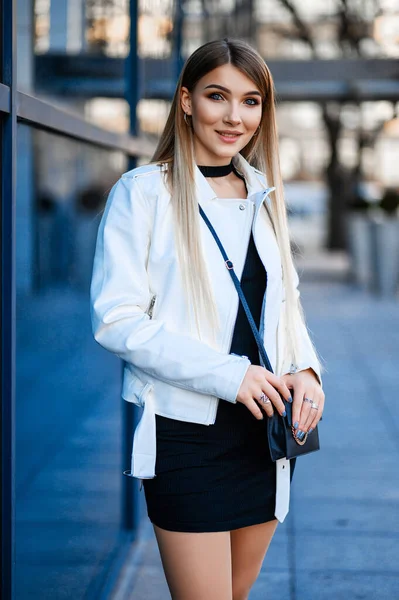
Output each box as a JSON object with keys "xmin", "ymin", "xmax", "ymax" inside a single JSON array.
[
  {"xmin": 230, "ymin": 519, "xmax": 279, "ymax": 600},
  {"xmin": 153, "ymin": 523, "xmax": 233, "ymax": 600}
]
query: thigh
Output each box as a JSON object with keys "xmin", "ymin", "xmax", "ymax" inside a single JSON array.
[
  {"xmin": 153, "ymin": 523, "xmax": 233, "ymax": 600},
  {"xmin": 230, "ymin": 519, "xmax": 279, "ymax": 600}
]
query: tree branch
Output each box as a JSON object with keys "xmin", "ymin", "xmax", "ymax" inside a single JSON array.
[{"xmin": 277, "ymin": 0, "xmax": 317, "ymax": 55}]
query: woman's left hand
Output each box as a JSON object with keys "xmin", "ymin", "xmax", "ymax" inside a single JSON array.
[{"xmin": 281, "ymin": 368, "xmax": 325, "ymax": 438}]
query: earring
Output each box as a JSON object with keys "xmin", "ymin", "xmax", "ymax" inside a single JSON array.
[
  {"xmin": 184, "ymin": 112, "xmax": 192, "ymax": 127},
  {"xmin": 253, "ymin": 125, "xmax": 261, "ymax": 136}
]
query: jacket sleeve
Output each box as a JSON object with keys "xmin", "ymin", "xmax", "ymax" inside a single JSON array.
[
  {"xmin": 90, "ymin": 175, "xmax": 250, "ymax": 403},
  {"xmin": 278, "ymin": 264, "xmax": 323, "ymax": 386}
]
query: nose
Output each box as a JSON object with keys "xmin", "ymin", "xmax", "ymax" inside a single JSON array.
[{"xmin": 223, "ymin": 102, "xmax": 242, "ymax": 126}]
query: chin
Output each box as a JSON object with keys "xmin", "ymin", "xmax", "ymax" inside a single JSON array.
[{"xmin": 211, "ymin": 145, "xmax": 238, "ymax": 158}]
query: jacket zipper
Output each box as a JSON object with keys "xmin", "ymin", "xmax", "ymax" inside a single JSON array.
[
  {"xmin": 223, "ymin": 202, "xmax": 255, "ymax": 355},
  {"xmin": 226, "ymin": 188, "xmax": 273, "ymax": 357},
  {"xmin": 208, "ymin": 200, "xmax": 255, "ymax": 424},
  {"xmin": 146, "ymin": 294, "xmax": 156, "ymax": 319}
]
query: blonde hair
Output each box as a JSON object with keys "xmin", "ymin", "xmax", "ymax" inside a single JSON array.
[{"xmin": 152, "ymin": 38, "xmax": 318, "ymax": 368}]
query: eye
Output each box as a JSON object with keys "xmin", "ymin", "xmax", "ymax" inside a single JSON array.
[
  {"xmin": 244, "ymin": 98, "xmax": 260, "ymax": 106},
  {"xmin": 208, "ymin": 92, "xmax": 224, "ymax": 101},
  {"xmin": 207, "ymin": 92, "xmax": 260, "ymax": 105}
]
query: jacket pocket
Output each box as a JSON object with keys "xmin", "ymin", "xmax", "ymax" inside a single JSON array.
[{"xmin": 122, "ymin": 365, "xmax": 153, "ymax": 407}]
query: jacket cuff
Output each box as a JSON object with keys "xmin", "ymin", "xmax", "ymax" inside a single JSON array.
[{"xmin": 222, "ymin": 355, "xmax": 251, "ymax": 403}]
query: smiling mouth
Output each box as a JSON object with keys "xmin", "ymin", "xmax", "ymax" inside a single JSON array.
[{"xmin": 216, "ymin": 131, "xmax": 243, "ymax": 137}]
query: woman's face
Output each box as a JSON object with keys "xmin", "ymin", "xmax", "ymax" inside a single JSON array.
[{"xmin": 181, "ymin": 63, "xmax": 263, "ymax": 165}]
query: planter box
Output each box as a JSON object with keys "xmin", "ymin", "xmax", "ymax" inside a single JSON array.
[
  {"xmin": 347, "ymin": 213, "xmax": 373, "ymax": 288},
  {"xmin": 348, "ymin": 213, "xmax": 399, "ymax": 298},
  {"xmin": 369, "ymin": 217, "xmax": 399, "ymax": 297}
]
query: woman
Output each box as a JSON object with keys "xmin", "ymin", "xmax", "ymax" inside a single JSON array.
[{"xmin": 90, "ymin": 38, "xmax": 324, "ymax": 600}]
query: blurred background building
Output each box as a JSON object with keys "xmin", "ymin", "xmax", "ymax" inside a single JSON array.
[{"xmin": 1, "ymin": 1, "xmax": 399, "ymax": 598}]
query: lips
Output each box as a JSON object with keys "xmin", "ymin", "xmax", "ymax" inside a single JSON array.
[
  {"xmin": 216, "ymin": 130, "xmax": 243, "ymax": 143},
  {"xmin": 216, "ymin": 130, "xmax": 243, "ymax": 137}
]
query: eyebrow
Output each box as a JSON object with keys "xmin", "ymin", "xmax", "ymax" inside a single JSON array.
[{"xmin": 203, "ymin": 84, "xmax": 262, "ymax": 97}]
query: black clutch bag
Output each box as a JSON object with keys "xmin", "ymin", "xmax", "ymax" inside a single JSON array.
[
  {"xmin": 267, "ymin": 396, "xmax": 320, "ymax": 461},
  {"xmin": 199, "ymin": 205, "xmax": 320, "ymax": 461}
]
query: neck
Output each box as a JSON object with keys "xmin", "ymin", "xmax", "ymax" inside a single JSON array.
[
  {"xmin": 196, "ymin": 160, "xmax": 246, "ymax": 184},
  {"xmin": 197, "ymin": 161, "xmax": 234, "ymax": 178}
]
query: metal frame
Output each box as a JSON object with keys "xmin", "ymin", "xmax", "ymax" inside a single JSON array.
[
  {"xmin": 0, "ymin": 87, "xmax": 154, "ymax": 156},
  {"xmin": 1, "ymin": 0, "xmax": 17, "ymax": 597},
  {"xmin": 0, "ymin": 83, "xmax": 10, "ymax": 112},
  {"xmin": 17, "ymin": 92, "xmax": 154, "ymax": 155},
  {"xmin": 33, "ymin": 55, "xmax": 399, "ymax": 101}
]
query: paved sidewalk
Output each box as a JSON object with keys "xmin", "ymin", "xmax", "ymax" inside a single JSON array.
[{"xmin": 110, "ymin": 279, "xmax": 399, "ymax": 600}]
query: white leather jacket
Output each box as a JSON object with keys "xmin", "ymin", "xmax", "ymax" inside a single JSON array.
[{"xmin": 90, "ymin": 152, "xmax": 321, "ymax": 522}]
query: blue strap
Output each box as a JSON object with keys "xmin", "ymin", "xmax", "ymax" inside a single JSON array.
[{"xmin": 199, "ymin": 205, "xmax": 273, "ymax": 374}]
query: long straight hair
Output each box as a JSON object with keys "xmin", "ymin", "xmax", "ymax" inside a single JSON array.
[{"xmin": 152, "ymin": 38, "xmax": 317, "ymax": 366}]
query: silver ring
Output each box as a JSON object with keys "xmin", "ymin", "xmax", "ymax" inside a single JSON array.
[
  {"xmin": 303, "ymin": 397, "xmax": 312, "ymax": 404},
  {"xmin": 311, "ymin": 402, "xmax": 319, "ymax": 410},
  {"xmin": 259, "ymin": 393, "xmax": 271, "ymax": 405}
]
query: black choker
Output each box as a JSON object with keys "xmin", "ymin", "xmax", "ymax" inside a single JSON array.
[{"xmin": 197, "ymin": 162, "xmax": 234, "ymax": 177}]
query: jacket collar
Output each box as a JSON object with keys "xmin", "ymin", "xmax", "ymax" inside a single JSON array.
[{"xmin": 194, "ymin": 152, "xmax": 270, "ymax": 203}]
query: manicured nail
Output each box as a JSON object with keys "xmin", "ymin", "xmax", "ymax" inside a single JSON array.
[
  {"xmin": 288, "ymin": 396, "xmax": 293, "ymax": 403},
  {"xmin": 294, "ymin": 421, "xmax": 299, "ymax": 429},
  {"xmin": 297, "ymin": 430, "xmax": 303, "ymax": 437},
  {"xmin": 308, "ymin": 428, "xmax": 313, "ymax": 434},
  {"xmin": 282, "ymin": 410, "xmax": 287, "ymax": 417}
]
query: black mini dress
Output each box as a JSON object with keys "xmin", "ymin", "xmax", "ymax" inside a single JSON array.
[{"xmin": 143, "ymin": 231, "xmax": 296, "ymax": 532}]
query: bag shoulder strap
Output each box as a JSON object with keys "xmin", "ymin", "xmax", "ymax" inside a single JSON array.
[{"xmin": 199, "ymin": 205, "xmax": 273, "ymax": 374}]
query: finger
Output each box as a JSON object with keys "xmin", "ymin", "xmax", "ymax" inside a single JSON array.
[
  {"xmin": 245, "ymin": 396, "xmax": 266, "ymax": 421},
  {"xmin": 296, "ymin": 394, "xmax": 313, "ymax": 439},
  {"xmin": 280, "ymin": 373, "xmax": 295, "ymax": 389},
  {"xmin": 306, "ymin": 389, "xmax": 325, "ymax": 428},
  {"xmin": 260, "ymin": 382, "xmax": 285, "ymax": 416},
  {"xmin": 256, "ymin": 392, "xmax": 274, "ymax": 418},
  {"xmin": 308, "ymin": 391, "xmax": 325, "ymax": 431},
  {"xmin": 265, "ymin": 372, "xmax": 292, "ymax": 402},
  {"xmin": 247, "ymin": 368, "xmax": 279, "ymax": 412},
  {"xmin": 291, "ymin": 382, "xmax": 305, "ymax": 430},
  {"xmin": 303, "ymin": 387, "xmax": 323, "ymax": 430},
  {"xmin": 302, "ymin": 393, "xmax": 318, "ymax": 430}
]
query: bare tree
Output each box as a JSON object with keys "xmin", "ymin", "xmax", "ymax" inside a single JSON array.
[{"xmin": 276, "ymin": 0, "xmax": 382, "ymax": 249}]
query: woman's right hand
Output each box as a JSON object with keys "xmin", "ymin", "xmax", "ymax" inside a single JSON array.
[{"xmin": 236, "ymin": 365, "xmax": 292, "ymax": 420}]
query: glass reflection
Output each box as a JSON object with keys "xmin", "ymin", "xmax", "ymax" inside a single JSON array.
[{"xmin": 15, "ymin": 124, "xmax": 128, "ymax": 599}]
